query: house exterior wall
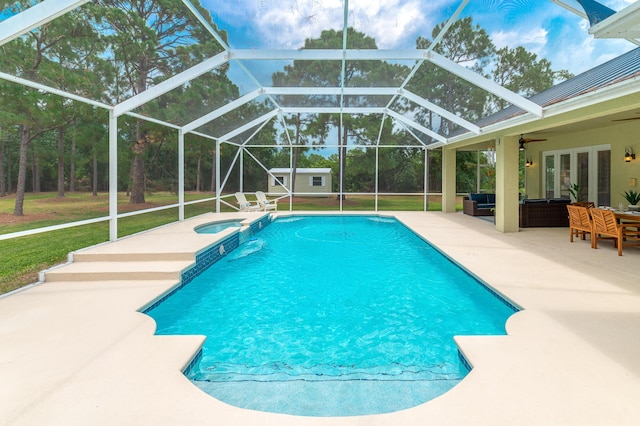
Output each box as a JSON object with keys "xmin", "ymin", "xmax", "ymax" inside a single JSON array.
[
  {"xmin": 523, "ymin": 120, "xmax": 640, "ymax": 207},
  {"xmin": 267, "ymin": 168, "xmax": 332, "ymax": 197}
]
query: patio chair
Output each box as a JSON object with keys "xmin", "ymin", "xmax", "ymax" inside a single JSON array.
[
  {"xmin": 234, "ymin": 192, "xmax": 261, "ymax": 212},
  {"xmin": 590, "ymin": 208, "xmax": 640, "ymax": 256},
  {"xmin": 566, "ymin": 204, "xmax": 592, "ymax": 242},
  {"xmin": 255, "ymin": 191, "xmax": 277, "ymax": 211}
]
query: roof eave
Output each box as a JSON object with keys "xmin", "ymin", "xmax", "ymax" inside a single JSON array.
[{"xmin": 447, "ymin": 74, "xmax": 640, "ymax": 145}]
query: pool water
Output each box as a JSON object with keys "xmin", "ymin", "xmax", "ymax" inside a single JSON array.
[
  {"xmin": 195, "ymin": 220, "xmax": 244, "ymax": 234},
  {"xmin": 147, "ymin": 216, "xmax": 516, "ymax": 416}
]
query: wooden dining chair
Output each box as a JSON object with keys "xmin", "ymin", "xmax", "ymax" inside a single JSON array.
[
  {"xmin": 590, "ymin": 208, "xmax": 640, "ymax": 256},
  {"xmin": 566, "ymin": 204, "xmax": 592, "ymax": 242}
]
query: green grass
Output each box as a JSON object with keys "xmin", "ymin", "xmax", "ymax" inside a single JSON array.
[
  {"xmin": 0, "ymin": 192, "xmax": 215, "ymax": 294},
  {"xmin": 0, "ymin": 192, "xmax": 459, "ymax": 295}
]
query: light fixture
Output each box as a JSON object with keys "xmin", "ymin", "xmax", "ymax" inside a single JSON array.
[
  {"xmin": 525, "ymin": 158, "xmax": 533, "ymax": 167},
  {"xmin": 519, "ymin": 135, "xmax": 526, "ymax": 151},
  {"xmin": 486, "ymin": 143, "xmax": 496, "ymax": 167},
  {"xmin": 624, "ymin": 146, "xmax": 636, "ymax": 162}
]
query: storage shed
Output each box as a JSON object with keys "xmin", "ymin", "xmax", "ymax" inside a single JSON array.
[{"xmin": 268, "ymin": 168, "xmax": 332, "ymax": 197}]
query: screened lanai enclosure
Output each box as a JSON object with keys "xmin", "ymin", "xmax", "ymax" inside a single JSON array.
[{"xmin": 1, "ymin": 0, "xmax": 639, "ymax": 241}]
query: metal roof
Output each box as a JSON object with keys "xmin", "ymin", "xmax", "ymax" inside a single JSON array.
[
  {"xmin": 472, "ymin": 46, "xmax": 640, "ymax": 130},
  {"xmin": 269, "ymin": 168, "xmax": 332, "ymax": 174}
]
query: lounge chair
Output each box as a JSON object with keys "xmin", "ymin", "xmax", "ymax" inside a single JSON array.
[
  {"xmin": 256, "ymin": 191, "xmax": 277, "ymax": 211},
  {"xmin": 566, "ymin": 204, "xmax": 592, "ymax": 242},
  {"xmin": 590, "ymin": 208, "xmax": 640, "ymax": 255},
  {"xmin": 234, "ymin": 192, "xmax": 261, "ymax": 212}
]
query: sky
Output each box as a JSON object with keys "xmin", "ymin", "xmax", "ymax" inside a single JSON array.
[
  {"xmin": 195, "ymin": 0, "xmax": 638, "ymax": 151},
  {"xmin": 201, "ymin": 0, "xmax": 638, "ymax": 78}
]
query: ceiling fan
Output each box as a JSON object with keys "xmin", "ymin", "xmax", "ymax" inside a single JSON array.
[{"xmin": 519, "ymin": 134, "xmax": 547, "ymax": 150}]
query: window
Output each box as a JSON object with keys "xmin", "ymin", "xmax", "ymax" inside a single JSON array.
[
  {"xmin": 309, "ymin": 176, "xmax": 325, "ymax": 187},
  {"xmin": 542, "ymin": 145, "xmax": 610, "ymax": 205},
  {"xmin": 272, "ymin": 175, "xmax": 287, "ymax": 187}
]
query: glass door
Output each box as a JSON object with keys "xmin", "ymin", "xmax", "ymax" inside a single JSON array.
[
  {"xmin": 597, "ymin": 150, "xmax": 611, "ymax": 206},
  {"xmin": 544, "ymin": 154, "xmax": 555, "ymax": 198},
  {"xmin": 542, "ymin": 145, "xmax": 610, "ymax": 204},
  {"xmin": 576, "ymin": 150, "xmax": 589, "ymax": 202},
  {"xmin": 559, "ymin": 152, "xmax": 571, "ymax": 199}
]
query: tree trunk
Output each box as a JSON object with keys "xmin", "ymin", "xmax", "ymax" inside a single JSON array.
[
  {"xmin": 129, "ymin": 123, "xmax": 146, "ymax": 204},
  {"xmin": 92, "ymin": 146, "xmax": 98, "ymax": 196},
  {"xmin": 196, "ymin": 155, "xmax": 201, "ymax": 192},
  {"xmin": 57, "ymin": 126, "xmax": 65, "ymax": 198},
  {"xmin": 130, "ymin": 154, "xmax": 145, "ymax": 203},
  {"xmin": 13, "ymin": 126, "xmax": 29, "ymax": 216},
  {"xmin": 70, "ymin": 130, "xmax": 76, "ymax": 192}
]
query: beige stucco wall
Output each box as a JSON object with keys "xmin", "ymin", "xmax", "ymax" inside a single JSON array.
[
  {"xmin": 268, "ymin": 172, "xmax": 332, "ymax": 197},
  {"xmin": 523, "ymin": 120, "xmax": 640, "ymax": 206}
]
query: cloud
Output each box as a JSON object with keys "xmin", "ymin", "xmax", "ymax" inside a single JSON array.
[
  {"xmin": 202, "ymin": 0, "xmax": 635, "ymax": 76},
  {"xmin": 205, "ymin": 0, "xmax": 453, "ymax": 49},
  {"xmin": 491, "ymin": 27, "xmax": 548, "ymax": 55}
]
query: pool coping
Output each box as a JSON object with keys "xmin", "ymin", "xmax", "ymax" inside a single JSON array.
[{"xmin": 2, "ymin": 211, "xmax": 640, "ymax": 425}]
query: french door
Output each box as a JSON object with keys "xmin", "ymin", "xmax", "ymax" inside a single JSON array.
[{"xmin": 542, "ymin": 145, "xmax": 610, "ymax": 205}]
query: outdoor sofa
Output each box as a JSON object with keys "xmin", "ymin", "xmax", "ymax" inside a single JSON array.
[
  {"xmin": 519, "ymin": 198, "xmax": 571, "ymax": 228},
  {"xmin": 463, "ymin": 193, "xmax": 496, "ymax": 216},
  {"xmin": 464, "ymin": 194, "xmax": 571, "ymax": 227}
]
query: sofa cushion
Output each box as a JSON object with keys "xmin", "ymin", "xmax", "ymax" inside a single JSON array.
[
  {"xmin": 469, "ymin": 193, "xmax": 488, "ymax": 203},
  {"xmin": 523, "ymin": 198, "xmax": 547, "ymax": 204},
  {"xmin": 486, "ymin": 193, "xmax": 496, "ymax": 203},
  {"xmin": 548, "ymin": 198, "xmax": 571, "ymax": 204},
  {"xmin": 477, "ymin": 203, "xmax": 495, "ymax": 209}
]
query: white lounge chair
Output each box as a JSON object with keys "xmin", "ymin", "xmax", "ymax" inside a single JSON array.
[
  {"xmin": 256, "ymin": 191, "xmax": 277, "ymax": 211},
  {"xmin": 234, "ymin": 192, "xmax": 261, "ymax": 212}
]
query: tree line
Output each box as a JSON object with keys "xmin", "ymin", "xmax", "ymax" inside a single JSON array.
[{"xmin": 0, "ymin": 1, "xmax": 571, "ymax": 216}]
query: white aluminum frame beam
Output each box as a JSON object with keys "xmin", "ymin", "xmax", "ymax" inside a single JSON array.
[
  {"xmin": 0, "ymin": 0, "xmax": 89, "ymax": 46},
  {"xmin": 231, "ymin": 49, "xmax": 429, "ymax": 61},
  {"xmin": 428, "ymin": 0, "xmax": 470, "ymax": 53},
  {"xmin": 265, "ymin": 87, "xmax": 479, "ymax": 132},
  {"xmin": 427, "ymin": 51, "xmax": 544, "ymax": 117},
  {"xmin": 218, "ymin": 109, "xmax": 279, "ymax": 141},
  {"xmin": 280, "ymin": 107, "xmax": 386, "ymax": 114},
  {"xmin": 181, "ymin": 0, "xmax": 230, "ymax": 50},
  {"xmin": 386, "ymin": 110, "xmax": 448, "ymax": 144},
  {"xmin": 401, "ymin": 89, "xmax": 481, "ymax": 134},
  {"xmin": 0, "ymin": 71, "xmax": 112, "ymax": 110},
  {"xmin": 113, "ymin": 52, "xmax": 229, "ymax": 117},
  {"xmin": 183, "ymin": 88, "xmax": 264, "ymax": 133},
  {"xmin": 232, "ymin": 49, "xmax": 541, "ymax": 115}
]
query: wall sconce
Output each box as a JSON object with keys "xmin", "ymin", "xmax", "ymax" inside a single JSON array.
[
  {"xmin": 525, "ymin": 158, "xmax": 533, "ymax": 167},
  {"xmin": 624, "ymin": 146, "xmax": 636, "ymax": 162}
]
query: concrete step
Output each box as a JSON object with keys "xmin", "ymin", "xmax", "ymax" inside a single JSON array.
[
  {"xmin": 44, "ymin": 260, "xmax": 194, "ymax": 282},
  {"xmin": 72, "ymin": 251, "xmax": 195, "ymax": 263}
]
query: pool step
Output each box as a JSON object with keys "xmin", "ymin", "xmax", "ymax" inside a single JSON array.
[
  {"xmin": 72, "ymin": 251, "xmax": 195, "ymax": 263},
  {"xmin": 44, "ymin": 260, "xmax": 193, "ymax": 282}
]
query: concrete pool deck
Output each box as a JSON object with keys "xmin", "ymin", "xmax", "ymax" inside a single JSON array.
[{"xmin": 2, "ymin": 211, "xmax": 640, "ymax": 425}]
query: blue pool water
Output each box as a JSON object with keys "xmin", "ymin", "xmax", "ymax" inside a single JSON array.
[
  {"xmin": 195, "ymin": 220, "xmax": 244, "ymax": 234},
  {"xmin": 147, "ymin": 216, "xmax": 516, "ymax": 416}
]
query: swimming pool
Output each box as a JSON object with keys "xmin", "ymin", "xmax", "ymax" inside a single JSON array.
[
  {"xmin": 194, "ymin": 219, "xmax": 244, "ymax": 234},
  {"xmin": 146, "ymin": 215, "xmax": 517, "ymax": 416}
]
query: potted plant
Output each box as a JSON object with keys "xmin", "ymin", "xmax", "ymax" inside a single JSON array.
[
  {"xmin": 622, "ymin": 190, "xmax": 640, "ymax": 211},
  {"xmin": 568, "ymin": 183, "xmax": 582, "ymax": 202}
]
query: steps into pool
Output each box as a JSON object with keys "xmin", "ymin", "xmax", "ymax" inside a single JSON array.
[{"xmin": 44, "ymin": 260, "xmax": 193, "ymax": 282}]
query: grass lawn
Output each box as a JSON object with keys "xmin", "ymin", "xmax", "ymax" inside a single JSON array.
[{"xmin": 0, "ymin": 192, "xmax": 459, "ymax": 295}]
